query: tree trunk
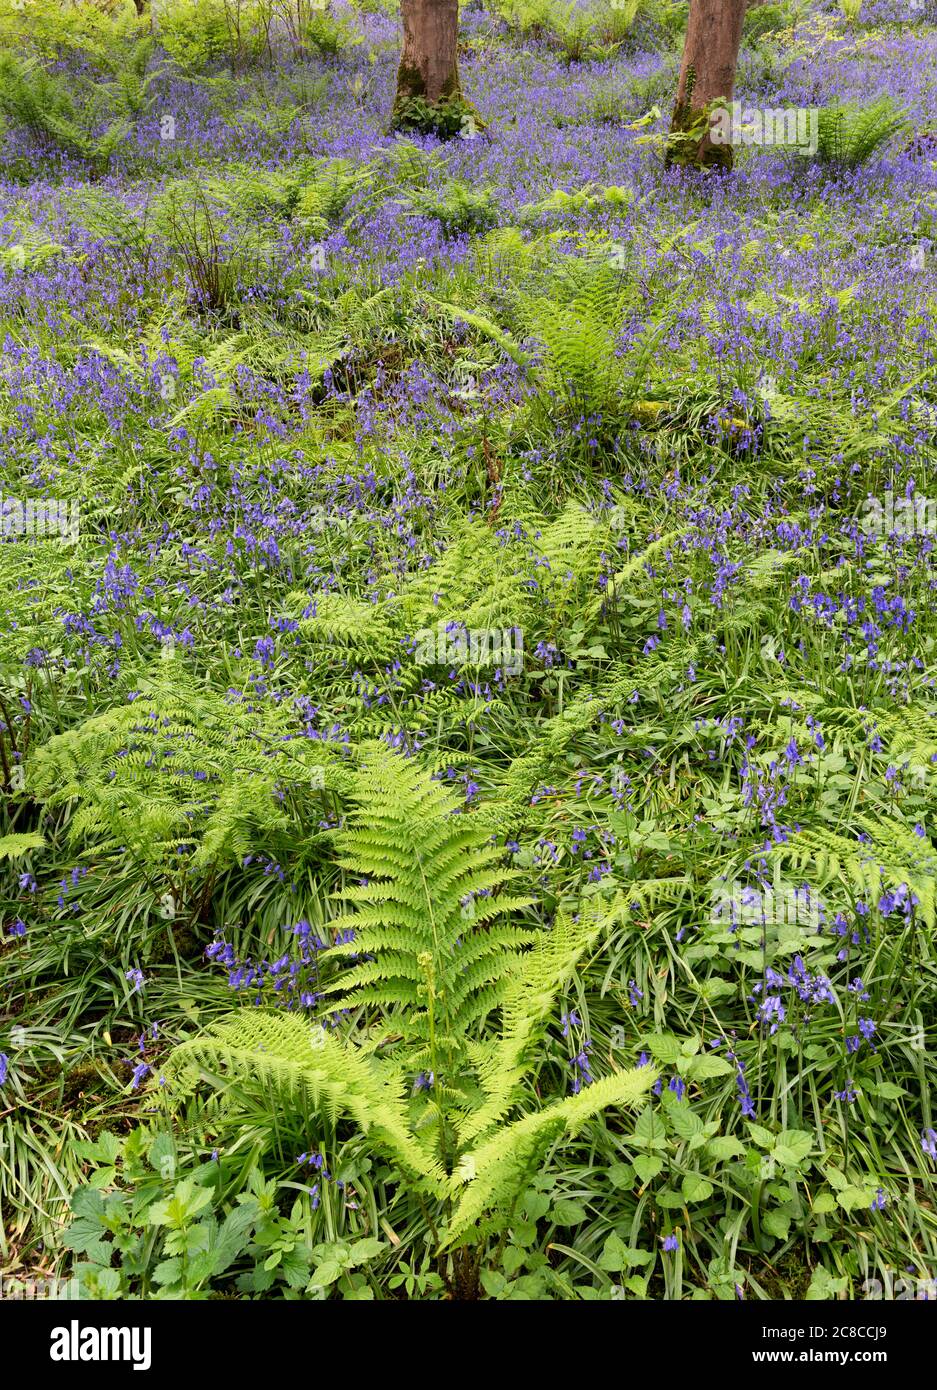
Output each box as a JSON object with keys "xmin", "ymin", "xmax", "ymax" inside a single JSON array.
[
  {"xmin": 392, "ymin": 0, "xmax": 462, "ymax": 126},
  {"xmin": 669, "ymin": 0, "xmax": 747, "ymax": 169}
]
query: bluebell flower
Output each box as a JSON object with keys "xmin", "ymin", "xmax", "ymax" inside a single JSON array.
[{"xmin": 568, "ymin": 1043, "xmax": 593, "ymax": 1093}]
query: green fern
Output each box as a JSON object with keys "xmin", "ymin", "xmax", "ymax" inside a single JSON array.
[
  {"xmin": 0, "ymin": 51, "xmax": 128, "ymax": 173},
  {"xmin": 815, "ymin": 98, "xmax": 908, "ymax": 170},
  {"xmin": 165, "ymin": 749, "xmax": 655, "ymax": 1271},
  {"xmin": 322, "ymin": 740, "xmax": 537, "ymax": 1070},
  {"xmin": 29, "ymin": 672, "xmax": 347, "ymax": 902},
  {"xmin": 769, "ymin": 815, "xmax": 937, "ymax": 927}
]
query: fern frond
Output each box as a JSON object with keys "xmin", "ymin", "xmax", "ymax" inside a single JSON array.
[
  {"xmin": 457, "ymin": 908, "xmax": 610, "ymax": 1147},
  {"xmin": 168, "ymin": 1010, "xmax": 445, "ymax": 1187},
  {"xmin": 322, "ymin": 742, "xmax": 536, "ymax": 1054},
  {"xmin": 446, "ymin": 1066, "xmax": 655, "ymax": 1246}
]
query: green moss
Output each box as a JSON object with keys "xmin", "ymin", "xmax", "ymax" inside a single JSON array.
[
  {"xmin": 666, "ymin": 103, "xmax": 733, "ymax": 170},
  {"xmin": 390, "ymin": 88, "xmax": 485, "ymax": 142}
]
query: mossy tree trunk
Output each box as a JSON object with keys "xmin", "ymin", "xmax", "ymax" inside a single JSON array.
[
  {"xmin": 668, "ymin": 0, "xmax": 747, "ymax": 169},
  {"xmin": 392, "ymin": 0, "xmax": 462, "ymax": 127}
]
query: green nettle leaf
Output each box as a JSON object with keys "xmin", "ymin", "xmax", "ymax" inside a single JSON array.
[
  {"xmin": 479, "ymin": 1268, "xmax": 507, "ymax": 1298},
  {"xmin": 806, "ymin": 1267, "xmax": 850, "ymax": 1300},
  {"xmin": 633, "ymin": 1155, "xmax": 664, "ymax": 1184},
  {"xmin": 89, "ymin": 1165, "xmax": 121, "ymax": 1191},
  {"xmin": 836, "ymin": 1186, "xmax": 875, "ymax": 1212},
  {"xmin": 511, "ymin": 1220, "xmax": 538, "ymax": 1246},
  {"xmin": 521, "ymin": 1190, "xmax": 551, "ymax": 1222},
  {"xmin": 866, "ymin": 1081, "xmax": 907, "ymax": 1100},
  {"xmin": 697, "ymin": 978, "xmax": 735, "ymax": 1002},
  {"xmin": 706, "ymin": 1136, "xmax": 746, "ymax": 1161},
  {"xmin": 666, "ymin": 1103, "xmax": 705, "ymax": 1141},
  {"xmin": 82, "ymin": 1131, "xmax": 124, "ymax": 1166},
  {"xmin": 63, "ymin": 1219, "xmax": 112, "ymax": 1264},
  {"xmin": 347, "ymin": 1238, "xmax": 385, "ymax": 1265},
  {"xmin": 151, "ymin": 1257, "xmax": 183, "ymax": 1287},
  {"xmin": 607, "ymin": 1163, "xmax": 636, "ymax": 1189},
  {"xmin": 552, "ymin": 1199, "xmax": 588, "ymax": 1226},
  {"xmin": 630, "ymin": 1106, "xmax": 668, "ymax": 1151},
  {"xmin": 684, "ymin": 1053, "xmax": 735, "ymax": 1080},
  {"xmin": 598, "ymin": 1233, "xmax": 652, "ymax": 1272},
  {"xmin": 681, "ymin": 1173, "xmax": 714, "ymax": 1203},
  {"xmin": 310, "ymin": 1259, "xmax": 344, "ymax": 1287},
  {"xmin": 747, "ymin": 1123, "xmax": 776, "ymax": 1150},
  {"xmin": 822, "ymin": 1166, "xmax": 851, "ymax": 1191},
  {"xmin": 762, "ymin": 1209, "xmax": 792, "ymax": 1240},
  {"xmin": 598, "ymin": 1234, "xmax": 629, "ymax": 1271},
  {"xmin": 641, "ymin": 1032, "xmax": 683, "ymax": 1064},
  {"xmin": 812, "ymin": 1192, "xmax": 838, "ymax": 1214},
  {"xmin": 772, "ymin": 1130, "xmax": 814, "ymax": 1166},
  {"xmin": 147, "ymin": 1180, "xmax": 213, "ymax": 1229},
  {"xmin": 148, "ymin": 1132, "xmax": 176, "ymax": 1177},
  {"xmin": 91, "ymin": 1268, "xmax": 123, "ymax": 1298}
]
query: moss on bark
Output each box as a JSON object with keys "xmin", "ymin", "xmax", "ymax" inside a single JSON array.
[{"xmin": 666, "ymin": 103, "xmax": 734, "ymax": 170}]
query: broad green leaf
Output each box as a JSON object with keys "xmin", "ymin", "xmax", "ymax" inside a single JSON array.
[
  {"xmin": 681, "ymin": 1173, "xmax": 714, "ymax": 1203},
  {"xmin": 631, "ymin": 1105, "xmax": 667, "ymax": 1150},
  {"xmin": 762, "ymin": 1209, "xmax": 792, "ymax": 1240},
  {"xmin": 633, "ymin": 1155, "xmax": 663, "ymax": 1185},
  {"xmin": 640, "ymin": 1032, "xmax": 682, "ymax": 1064},
  {"xmin": 667, "ymin": 1104, "xmax": 704, "ymax": 1142},
  {"xmin": 773, "ymin": 1130, "xmax": 814, "ymax": 1166},
  {"xmin": 706, "ymin": 1136, "xmax": 746, "ymax": 1161},
  {"xmin": 685, "ymin": 1054, "xmax": 734, "ymax": 1080},
  {"xmin": 552, "ymin": 1199, "xmax": 587, "ymax": 1226},
  {"xmin": 836, "ymin": 1186, "xmax": 875, "ymax": 1212},
  {"xmin": 806, "ymin": 1266, "xmax": 849, "ymax": 1300}
]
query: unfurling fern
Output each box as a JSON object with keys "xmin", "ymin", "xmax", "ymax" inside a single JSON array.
[{"xmin": 166, "ymin": 746, "xmax": 655, "ymax": 1278}]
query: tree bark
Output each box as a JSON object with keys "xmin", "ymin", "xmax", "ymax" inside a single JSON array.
[
  {"xmin": 669, "ymin": 0, "xmax": 747, "ymax": 169},
  {"xmin": 393, "ymin": 0, "xmax": 462, "ymax": 120}
]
